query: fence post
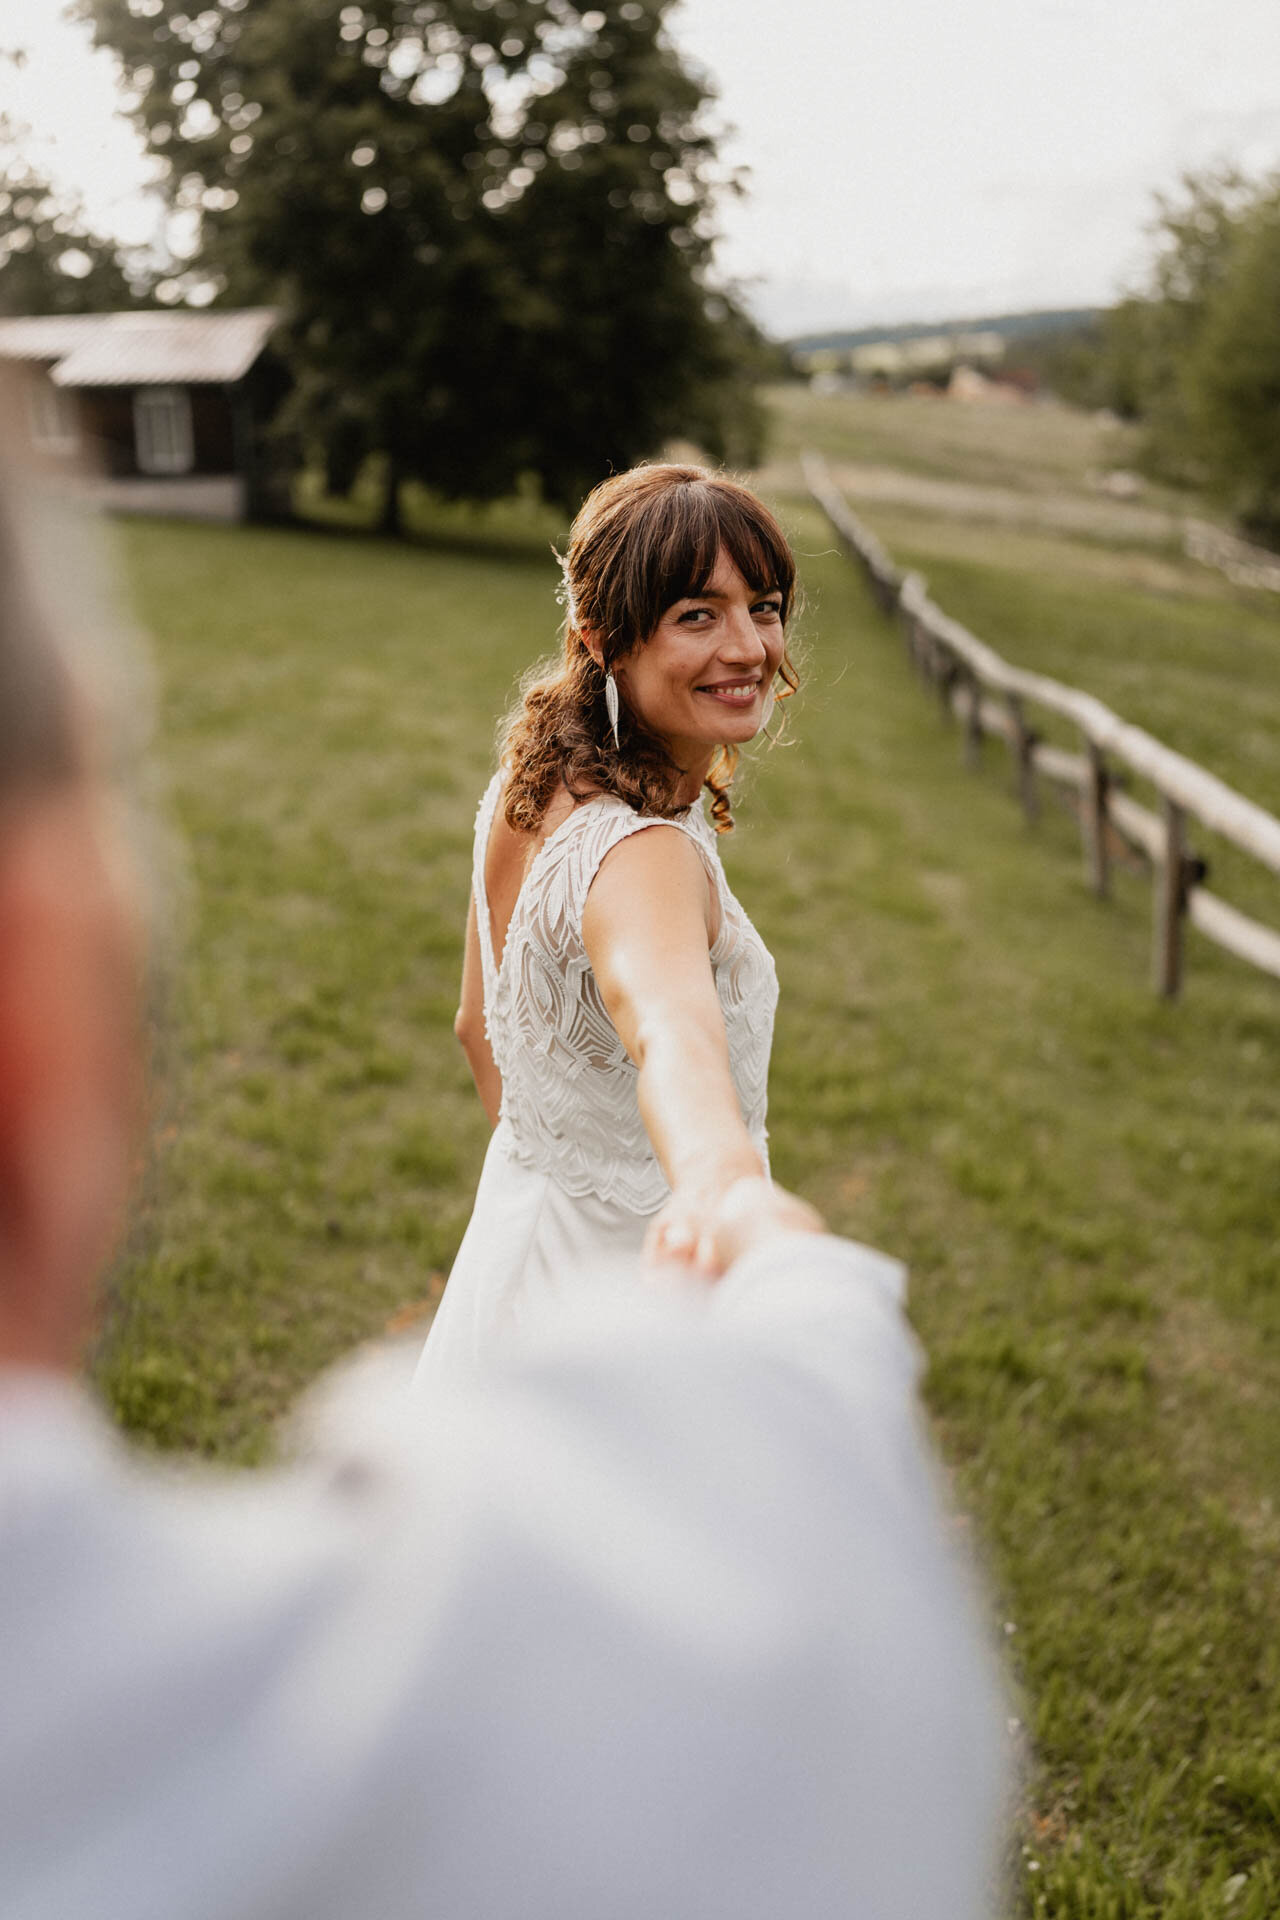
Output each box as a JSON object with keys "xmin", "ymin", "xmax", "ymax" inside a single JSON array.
[
  {"xmin": 1005, "ymin": 693, "xmax": 1038, "ymax": 820},
  {"xmin": 901, "ymin": 609, "xmax": 920, "ymax": 675},
  {"xmin": 911, "ymin": 616, "xmax": 933, "ymax": 685},
  {"xmin": 1153, "ymin": 796, "xmax": 1187, "ymax": 997},
  {"xmin": 924, "ymin": 628, "xmax": 943, "ymax": 693},
  {"xmin": 910, "ymin": 619, "xmax": 929, "ymax": 685},
  {"xmin": 963, "ymin": 671, "xmax": 984, "ymax": 768},
  {"xmin": 934, "ymin": 648, "xmax": 955, "ymax": 722},
  {"xmin": 1081, "ymin": 742, "xmax": 1110, "ymax": 897}
]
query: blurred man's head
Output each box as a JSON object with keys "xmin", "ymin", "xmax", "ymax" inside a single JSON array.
[{"xmin": 0, "ymin": 376, "xmax": 143, "ymax": 1372}]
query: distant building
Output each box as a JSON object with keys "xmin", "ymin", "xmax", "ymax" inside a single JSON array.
[
  {"xmin": 947, "ymin": 364, "xmax": 1026, "ymax": 406},
  {"xmin": 0, "ymin": 308, "xmax": 288, "ymax": 521},
  {"xmin": 794, "ymin": 330, "xmax": 1007, "ymax": 384}
]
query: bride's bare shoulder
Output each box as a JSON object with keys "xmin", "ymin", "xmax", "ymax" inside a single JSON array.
[{"xmin": 488, "ymin": 780, "xmax": 602, "ymax": 878}]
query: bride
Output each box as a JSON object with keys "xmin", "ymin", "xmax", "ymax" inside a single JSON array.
[{"xmin": 413, "ymin": 463, "xmax": 814, "ymax": 1391}]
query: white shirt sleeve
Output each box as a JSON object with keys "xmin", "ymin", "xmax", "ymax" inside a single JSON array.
[{"xmin": 0, "ymin": 1233, "xmax": 1005, "ymax": 1920}]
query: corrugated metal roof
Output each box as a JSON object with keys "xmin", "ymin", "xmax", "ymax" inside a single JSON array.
[
  {"xmin": 0, "ymin": 314, "xmax": 105, "ymax": 362},
  {"xmin": 0, "ymin": 308, "xmax": 279, "ymax": 386}
]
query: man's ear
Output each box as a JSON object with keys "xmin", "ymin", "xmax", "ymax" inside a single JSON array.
[{"xmin": 0, "ymin": 791, "xmax": 141, "ymax": 1370}]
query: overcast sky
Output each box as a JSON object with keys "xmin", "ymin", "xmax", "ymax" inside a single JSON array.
[{"xmin": 5, "ymin": 0, "xmax": 1280, "ymax": 336}]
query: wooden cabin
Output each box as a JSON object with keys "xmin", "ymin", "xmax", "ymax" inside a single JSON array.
[{"xmin": 0, "ymin": 308, "xmax": 288, "ymax": 521}]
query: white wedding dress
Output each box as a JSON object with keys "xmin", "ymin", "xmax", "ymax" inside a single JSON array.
[{"xmin": 412, "ymin": 771, "xmax": 778, "ymax": 1394}]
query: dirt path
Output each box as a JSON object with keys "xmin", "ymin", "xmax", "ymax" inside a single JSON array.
[{"xmin": 759, "ymin": 457, "xmax": 1182, "ymax": 546}]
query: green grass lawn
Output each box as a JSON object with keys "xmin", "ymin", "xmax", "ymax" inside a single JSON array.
[
  {"xmin": 101, "ymin": 413, "xmax": 1279, "ymax": 1917},
  {"xmin": 101, "ymin": 513, "xmax": 562, "ymax": 1458}
]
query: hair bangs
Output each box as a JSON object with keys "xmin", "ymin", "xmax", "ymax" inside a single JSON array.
[
  {"xmin": 617, "ymin": 477, "xmax": 796, "ymax": 647},
  {"xmin": 706, "ymin": 487, "xmax": 797, "ymax": 616},
  {"xmin": 631, "ymin": 485, "xmax": 725, "ymax": 640}
]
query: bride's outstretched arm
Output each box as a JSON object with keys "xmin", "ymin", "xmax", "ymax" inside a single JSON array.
[
  {"xmin": 583, "ymin": 827, "xmax": 819, "ymax": 1270},
  {"xmin": 454, "ymin": 891, "xmax": 502, "ymax": 1127}
]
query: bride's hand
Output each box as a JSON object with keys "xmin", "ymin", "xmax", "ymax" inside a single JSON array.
[{"xmin": 645, "ymin": 1174, "xmax": 825, "ymax": 1280}]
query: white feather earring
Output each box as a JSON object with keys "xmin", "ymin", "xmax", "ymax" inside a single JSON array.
[{"xmin": 604, "ymin": 671, "xmax": 621, "ymax": 750}]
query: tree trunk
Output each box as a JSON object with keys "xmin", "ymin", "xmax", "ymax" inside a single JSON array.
[{"xmin": 379, "ymin": 452, "xmax": 403, "ymax": 538}]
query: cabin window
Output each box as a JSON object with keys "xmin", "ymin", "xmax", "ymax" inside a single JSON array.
[
  {"xmin": 134, "ymin": 386, "xmax": 194, "ymax": 475},
  {"xmin": 26, "ymin": 379, "xmax": 80, "ymax": 455}
]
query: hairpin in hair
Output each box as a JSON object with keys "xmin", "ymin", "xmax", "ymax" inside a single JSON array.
[{"xmin": 556, "ymin": 562, "xmax": 579, "ymax": 630}]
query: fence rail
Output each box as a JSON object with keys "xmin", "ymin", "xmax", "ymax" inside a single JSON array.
[{"xmin": 803, "ymin": 450, "xmax": 1280, "ymax": 998}]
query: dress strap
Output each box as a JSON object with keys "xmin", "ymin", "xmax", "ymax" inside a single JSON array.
[
  {"xmin": 560, "ymin": 800, "xmax": 721, "ymax": 952},
  {"xmin": 471, "ymin": 771, "xmax": 506, "ymax": 1010}
]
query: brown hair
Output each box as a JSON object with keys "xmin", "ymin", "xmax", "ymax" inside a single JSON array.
[{"xmin": 500, "ymin": 464, "xmax": 799, "ymax": 835}]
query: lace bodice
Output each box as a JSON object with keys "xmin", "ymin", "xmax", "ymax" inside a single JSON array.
[{"xmin": 472, "ymin": 772, "xmax": 777, "ymax": 1214}]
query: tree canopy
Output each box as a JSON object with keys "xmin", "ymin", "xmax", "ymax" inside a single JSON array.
[
  {"xmin": 86, "ymin": 0, "xmax": 768, "ymax": 522},
  {"xmin": 0, "ymin": 114, "xmax": 139, "ymax": 316},
  {"xmin": 1186, "ymin": 183, "xmax": 1280, "ymax": 539},
  {"xmin": 1074, "ymin": 168, "xmax": 1280, "ymax": 541}
]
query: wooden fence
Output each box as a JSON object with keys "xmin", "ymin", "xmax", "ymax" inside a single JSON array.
[{"xmin": 803, "ymin": 451, "xmax": 1280, "ymax": 998}]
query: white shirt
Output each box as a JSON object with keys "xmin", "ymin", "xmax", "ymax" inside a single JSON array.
[{"xmin": 0, "ymin": 1234, "xmax": 1004, "ymax": 1919}]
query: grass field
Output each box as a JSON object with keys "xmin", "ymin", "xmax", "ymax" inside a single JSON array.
[
  {"xmin": 764, "ymin": 378, "xmax": 1166, "ymax": 500},
  {"xmin": 101, "ymin": 394, "xmax": 1279, "ymax": 1918},
  {"xmin": 766, "ymin": 380, "xmax": 1280, "ymax": 930}
]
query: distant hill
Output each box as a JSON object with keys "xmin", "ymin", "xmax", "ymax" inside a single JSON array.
[{"xmin": 787, "ymin": 307, "xmax": 1099, "ymax": 355}]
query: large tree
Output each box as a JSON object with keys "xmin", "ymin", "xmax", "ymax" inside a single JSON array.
[
  {"xmin": 1084, "ymin": 167, "xmax": 1280, "ymax": 542},
  {"xmin": 1186, "ymin": 182, "xmax": 1280, "ymax": 540},
  {"xmin": 1082, "ymin": 166, "xmax": 1280, "ymax": 537},
  {"xmin": 1111, "ymin": 168, "xmax": 1260, "ymax": 483},
  {"xmin": 86, "ymin": 0, "xmax": 767, "ymax": 527}
]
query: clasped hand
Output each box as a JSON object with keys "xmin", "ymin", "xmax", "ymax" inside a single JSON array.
[{"xmin": 644, "ymin": 1172, "xmax": 824, "ymax": 1279}]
